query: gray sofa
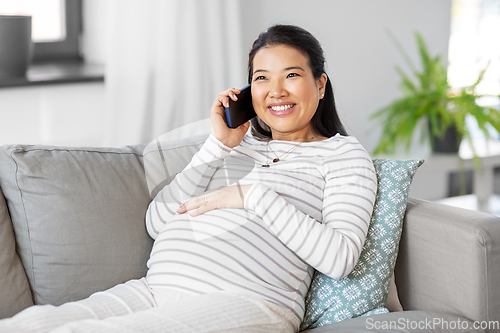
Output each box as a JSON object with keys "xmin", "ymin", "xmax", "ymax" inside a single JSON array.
[{"xmin": 0, "ymin": 134, "xmax": 499, "ymax": 332}]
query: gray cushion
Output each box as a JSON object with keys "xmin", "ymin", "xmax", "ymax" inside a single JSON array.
[
  {"xmin": 143, "ymin": 133, "xmax": 208, "ymax": 199},
  {"xmin": 0, "ymin": 185, "xmax": 33, "ymax": 318},
  {"xmin": 0, "ymin": 144, "xmax": 153, "ymax": 306}
]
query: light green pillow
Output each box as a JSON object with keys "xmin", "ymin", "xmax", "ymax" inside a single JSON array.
[{"xmin": 300, "ymin": 159, "xmax": 424, "ymax": 330}]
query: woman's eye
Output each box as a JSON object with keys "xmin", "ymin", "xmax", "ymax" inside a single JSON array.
[
  {"xmin": 254, "ymin": 75, "xmax": 266, "ymax": 81},
  {"xmin": 287, "ymin": 73, "xmax": 299, "ymax": 78}
]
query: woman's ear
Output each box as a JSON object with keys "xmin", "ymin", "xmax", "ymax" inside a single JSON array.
[{"xmin": 318, "ymin": 73, "xmax": 327, "ymax": 98}]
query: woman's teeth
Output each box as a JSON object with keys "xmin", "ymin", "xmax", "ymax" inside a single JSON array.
[{"xmin": 270, "ymin": 104, "xmax": 294, "ymax": 111}]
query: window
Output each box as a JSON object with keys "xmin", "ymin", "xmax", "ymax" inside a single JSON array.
[
  {"xmin": 0, "ymin": 0, "xmax": 82, "ymax": 62},
  {"xmin": 448, "ymin": 0, "xmax": 500, "ymax": 100},
  {"xmin": 448, "ymin": 0, "xmax": 500, "ymax": 143}
]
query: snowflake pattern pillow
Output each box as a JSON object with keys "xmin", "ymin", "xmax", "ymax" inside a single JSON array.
[{"xmin": 300, "ymin": 159, "xmax": 424, "ymax": 330}]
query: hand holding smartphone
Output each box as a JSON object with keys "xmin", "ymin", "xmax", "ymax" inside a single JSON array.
[{"xmin": 224, "ymin": 84, "xmax": 256, "ymax": 128}]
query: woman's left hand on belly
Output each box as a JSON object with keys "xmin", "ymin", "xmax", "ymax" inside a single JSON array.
[{"xmin": 177, "ymin": 184, "xmax": 253, "ymax": 217}]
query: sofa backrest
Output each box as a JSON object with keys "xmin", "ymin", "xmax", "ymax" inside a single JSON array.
[{"xmin": 0, "ymin": 144, "xmax": 155, "ymax": 308}]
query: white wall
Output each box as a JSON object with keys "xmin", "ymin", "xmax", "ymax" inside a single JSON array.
[
  {"xmin": 1, "ymin": 0, "xmax": 452, "ymax": 151},
  {"xmin": 80, "ymin": 0, "xmax": 452, "ymax": 153},
  {"xmin": 0, "ymin": 0, "xmax": 453, "ymax": 199},
  {"xmin": 81, "ymin": 0, "xmax": 109, "ymax": 65},
  {"xmin": 0, "ymin": 83, "xmax": 105, "ymax": 146}
]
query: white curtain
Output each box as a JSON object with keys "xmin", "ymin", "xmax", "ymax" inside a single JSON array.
[{"xmin": 103, "ymin": 0, "xmax": 246, "ymax": 146}]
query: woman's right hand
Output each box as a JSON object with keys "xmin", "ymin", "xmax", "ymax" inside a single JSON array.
[{"xmin": 210, "ymin": 88, "xmax": 251, "ymax": 148}]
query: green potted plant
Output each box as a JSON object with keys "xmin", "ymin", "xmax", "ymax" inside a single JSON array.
[{"xmin": 370, "ymin": 31, "xmax": 500, "ymax": 162}]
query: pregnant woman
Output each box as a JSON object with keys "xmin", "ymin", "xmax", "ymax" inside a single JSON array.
[{"xmin": 0, "ymin": 24, "xmax": 377, "ymax": 333}]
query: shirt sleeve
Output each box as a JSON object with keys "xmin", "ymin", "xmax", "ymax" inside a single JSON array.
[
  {"xmin": 244, "ymin": 143, "xmax": 377, "ymax": 280},
  {"xmin": 146, "ymin": 134, "xmax": 232, "ymax": 239}
]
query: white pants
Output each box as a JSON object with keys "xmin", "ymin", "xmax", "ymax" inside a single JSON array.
[{"xmin": 0, "ymin": 279, "xmax": 300, "ymax": 333}]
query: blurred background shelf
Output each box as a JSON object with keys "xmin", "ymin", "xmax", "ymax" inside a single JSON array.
[{"xmin": 0, "ymin": 61, "xmax": 104, "ymax": 88}]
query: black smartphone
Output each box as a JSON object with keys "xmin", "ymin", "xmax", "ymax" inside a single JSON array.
[{"xmin": 224, "ymin": 84, "xmax": 256, "ymax": 128}]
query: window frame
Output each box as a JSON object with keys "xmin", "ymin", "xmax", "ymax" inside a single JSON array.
[{"xmin": 33, "ymin": 0, "xmax": 82, "ymax": 62}]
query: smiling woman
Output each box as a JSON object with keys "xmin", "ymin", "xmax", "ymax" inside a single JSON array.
[{"xmin": 0, "ymin": 24, "xmax": 377, "ymax": 333}]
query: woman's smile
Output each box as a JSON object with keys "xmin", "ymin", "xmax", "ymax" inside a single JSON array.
[{"xmin": 268, "ymin": 103, "xmax": 296, "ymax": 116}]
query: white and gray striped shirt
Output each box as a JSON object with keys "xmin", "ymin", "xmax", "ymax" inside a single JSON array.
[{"xmin": 145, "ymin": 132, "xmax": 377, "ymax": 321}]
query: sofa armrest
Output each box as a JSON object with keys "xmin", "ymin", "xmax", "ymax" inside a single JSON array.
[{"xmin": 395, "ymin": 198, "xmax": 500, "ymax": 326}]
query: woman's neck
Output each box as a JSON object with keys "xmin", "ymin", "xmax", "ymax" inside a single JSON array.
[{"xmin": 271, "ymin": 130, "xmax": 326, "ymax": 142}]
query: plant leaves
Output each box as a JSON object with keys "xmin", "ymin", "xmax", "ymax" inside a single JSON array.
[{"xmin": 370, "ymin": 30, "xmax": 500, "ymax": 159}]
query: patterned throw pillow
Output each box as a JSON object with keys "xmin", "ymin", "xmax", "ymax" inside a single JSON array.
[{"xmin": 300, "ymin": 159, "xmax": 424, "ymax": 330}]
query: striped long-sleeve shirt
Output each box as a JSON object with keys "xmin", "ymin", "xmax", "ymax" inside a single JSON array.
[{"xmin": 145, "ymin": 132, "xmax": 377, "ymax": 321}]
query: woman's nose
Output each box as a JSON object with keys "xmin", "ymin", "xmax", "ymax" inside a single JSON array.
[{"xmin": 269, "ymin": 82, "xmax": 287, "ymax": 98}]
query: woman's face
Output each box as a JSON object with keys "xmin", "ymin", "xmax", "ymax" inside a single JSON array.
[{"xmin": 251, "ymin": 44, "xmax": 327, "ymax": 141}]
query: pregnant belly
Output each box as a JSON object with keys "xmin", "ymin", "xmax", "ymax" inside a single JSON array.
[{"xmin": 146, "ymin": 209, "xmax": 308, "ymax": 295}]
